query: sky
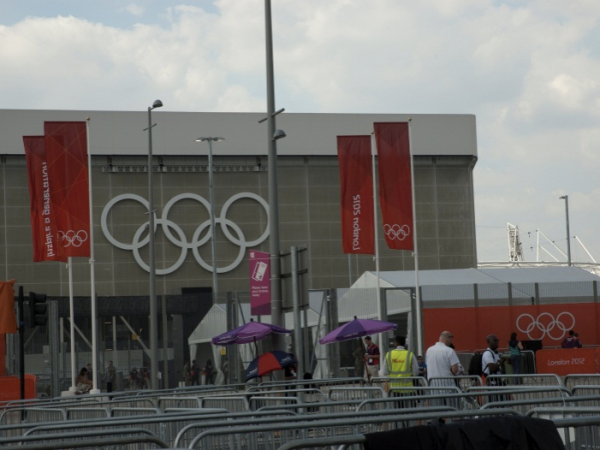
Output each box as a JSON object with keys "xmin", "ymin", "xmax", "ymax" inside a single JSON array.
[{"xmin": 1, "ymin": 0, "xmax": 599, "ymax": 265}]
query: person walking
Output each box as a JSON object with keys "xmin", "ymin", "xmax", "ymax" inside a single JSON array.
[
  {"xmin": 129, "ymin": 367, "xmax": 139, "ymax": 390},
  {"xmin": 508, "ymin": 332, "xmax": 523, "ymax": 377},
  {"xmin": 183, "ymin": 361, "xmax": 191, "ymax": 386},
  {"xmin": 482, "ymin": 334, "xmax": 509, "ymax": 383},
  {"xmin": 352, "ymin": 340, "xmax": 366, "ymax": 379},
  {"xmin": 417, "ymin": 356, "xmax": 427, "ymax": 378},
  {"xmin": 204, "ymin": 359, "xmax": 215, "ymax": 385},
  {"xmin": 363, "ymin": 336, "xmax": 380, "ymax": 382},
  {"xmin": 425, "ymin": 331, "xmax": 460, "ymax": 386},
  {"xmin": 482, "ymin": 334, "xmax": 510, "ymax": 401},
  {"xmin": 382, "ymin": 336, "xmax": 418, "ymax": 387},
  {"xmin": 191, "ymin": 360, "xmax": 200, "ymax": 386},
  {"xmin": 425, "ymin": 331, "xmax": 461, "ymax": 407},
  {"xmin": 105, "ymin": 360, "xmax": 116, "ymax": 393},
  {"xmin": 141, "ymin": 365, "xmax": 150, "ymax": 389}
]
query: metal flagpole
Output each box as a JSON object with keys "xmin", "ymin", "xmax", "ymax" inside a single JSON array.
[
  {"xmin": 68, "ymin": 257, "xmax": 77, "ymax": 392},
  {"xmin": 86, "ymin": 118, "xmax": 100, "ymax": 394},
  {"xmin": 407, "ymin": 119, "xmax": 423, "ymax": 357},
  {"xmin": 370, "ymin": 133, "xmax": 382, "ymax": 322}
]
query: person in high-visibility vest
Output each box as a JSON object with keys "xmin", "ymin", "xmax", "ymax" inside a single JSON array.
[{"xmin": 382, "ymin": 336, "xmax": 419, "ymax": 389}]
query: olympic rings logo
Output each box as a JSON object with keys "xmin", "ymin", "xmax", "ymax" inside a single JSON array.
[
  {"xmin": 100, "ymin": 192, "xmax": 269, "ymax": 275},
  {"xmin": 516, "ymin": 312, "xmax": 576, "ymax": 341},
  {"xmin": 58, "ymin": 230, "xmax": 88, "ymax": 247},
  {"xmin": 384, "ymin": 223, "xmax": 410, "ymax": 241}
]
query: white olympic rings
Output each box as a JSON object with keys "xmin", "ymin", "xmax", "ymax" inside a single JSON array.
[
  {"xmin": 100, "ymin": 192, "xmax": 270, "ymax": 275},
  {"xmin": 58, "ymin": 230, "xmax": 89, "ymax": 247},
  {"xmin": 384, "ymin": 223, "xmax": 410, "ymax": 241},
  {"xmin": 516, "ymin": 312, "xmax": 576, "ymax": 341}
]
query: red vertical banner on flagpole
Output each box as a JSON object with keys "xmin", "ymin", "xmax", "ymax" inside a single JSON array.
[
  {"xmin": 337, "ymin": 136, "xmax": 374, "ymax": 254},
  {"xmin": 0, "ymin": 280, "xmax": 17, "ymax": 334},
  {"xmin": 23, "ymin": 136, "xmax": 66, "ymax": 262},
  {"xmin": 374, "ymin": 122, "xmax": 414, "ymax": 251},
  {"xmin": 44, "ymin": 122, "xmax": 91, "ymax": 258}
]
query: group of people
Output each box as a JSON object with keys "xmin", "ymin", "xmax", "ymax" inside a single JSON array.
[
  {"xmin": 76, "ymin": 360, "xmax": 117, "ymax": 394},
  {"xmin": 129, "ymin": 365, "xmax": 151, "ymax": 389},
  {"xmin": 183, "ymin": 359, "xmax": 214, "ymax": 386},
  {"xmin": 353, "ymin": 330, "xmax": 530, "ymax": 387}
]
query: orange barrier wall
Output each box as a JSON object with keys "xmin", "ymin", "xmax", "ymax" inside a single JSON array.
[
  {"xmin": 0, "ymin": 375, "xmax": 37, "ymax": 402},
  {"xmin": 535, "ymin": 349, "xmax": 597, "ymax": 376},
  {"xmin": 423, "ymin": 303, "xmax": 600, "ymax": 352}
]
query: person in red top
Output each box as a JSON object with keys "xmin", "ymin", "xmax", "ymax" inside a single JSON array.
[{"xmin": 363, "ymin": 336, "xmax": 380, "ymax": 381}]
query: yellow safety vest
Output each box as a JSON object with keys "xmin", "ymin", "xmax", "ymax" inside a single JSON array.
[{"xmin": 386, "ymin": 349, "xmax": 413, "ymax": 388}]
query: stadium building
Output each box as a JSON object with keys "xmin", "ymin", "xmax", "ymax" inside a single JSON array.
[{"xmin": 0, "ymin": 109, "xmax": 478, "ymax": 390}]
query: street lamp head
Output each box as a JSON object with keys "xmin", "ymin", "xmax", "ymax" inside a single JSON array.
[
  {"xmin": 151, "ymin": 99, "xmax": 163, "ymax": 110},
  {"xmin": 196, "ymin": 137, "xmax": 225, "ymax": 142},
  {"xmin": 559, "ymin": 195, "xmax": 568, "ymax": 200},
  {"xmin": 273, "ymin": 129, "xmax": 286, "ymax": 141}
]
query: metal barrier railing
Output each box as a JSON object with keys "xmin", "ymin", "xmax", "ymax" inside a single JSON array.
[
  {"xmin": 0, "ymin": 427, "xmax": 167, "ymax": 449},
  {"xmin": 157, "ymin": 395, "xmax": 202, "ymax": 412},
  {"xmin": 249, "ymin": 396, "xmax": 298, "ymax": 411},
  {"xmin": 370, "ymin": 376, "xmax": 426, "ymax": 391},
  {"xmin": 565, "ymin": 374, "xmax": 600, "ymax": 391},
  {"xmin": 428, "ymin": 375, "xmax": 483, "ymax": 391},
  {"xmin": 257, "ymin": 399, "xmax": 364, "ymax": 415},
  {"xmin": 254, "ymin": 377, "xmax": 365, "ymax": 392},
  {"xmin": 486, "ymin": 373, "xmax": 562, "ymax": 387},
  {"xmin": 21, "ymin": 409, "xmax": 296, "ymax": 446},
  {"xmin": 466, "ymin": 385, "xmax": 571, "ymax": 407},
  {"xmin": 9, "ymin": 375, "xmax": 600, "ymax": 449},
  {"xmin": 173, "ymin": 407, "xmax": 454, "ymax": 448},
  {"xmin": 553, "ymin": 415, "xmax": 600, "ymax": 450},
  {"xmin": 200, "ymin": 396, "xmax": 250, "ymax": 412},
  {"xmin": 570, "ymin": 385, "xmax": 600, "ymax": 398},
  {"xmin": 528, "ymin": 406, "xmax": 600, "ymax": 419},
  {"xmin": 66, "ymin": 407, "xmax": 110, "ymax": 420},
  {"xmin": 186, "ymin": 408, "xmax": 521, "ymax": 449},
  {"xmin": 328, "ymin": 386, "xmax": 385, "ymax": 401}
]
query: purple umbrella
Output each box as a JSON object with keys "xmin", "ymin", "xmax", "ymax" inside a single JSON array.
[
  {"xmin": 319, "ymin": 316, "xmax": 398, "ymax": 344},
  {"xmin": 212, "ymin": 318, "xmax": 292, "ymax": 346}
]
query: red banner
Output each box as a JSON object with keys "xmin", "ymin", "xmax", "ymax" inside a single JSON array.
[
  {"xmin": 23, "ymin": 136, "xmax": 66, "ymax": 262},
  {"xmin": 44, "ymin": 122, "xmax": 90, "ymax": 258},
  {"xmin": 424, "ymin": 303, "xmax": 600, "ymax": 353},
  {"xmin": 373, "ymin": 122, "xmax": 414, "ymax": 251},
  {"xmin": 0, "ymin": 280, "xmax": 17, "ymax": 334},
  {"xmin": 337, "ymin": 136, "xmax": 374, "ymax": 255}
]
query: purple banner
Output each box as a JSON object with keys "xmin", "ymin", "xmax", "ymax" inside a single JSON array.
[{"xmin": 249, "ymin": 250, "xmax": 271, "ymax": 316}]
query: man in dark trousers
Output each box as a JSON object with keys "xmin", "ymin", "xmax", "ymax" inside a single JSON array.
[{"xmin": 363, "ymin": 336, "xmax": 380, "ymax": 382}]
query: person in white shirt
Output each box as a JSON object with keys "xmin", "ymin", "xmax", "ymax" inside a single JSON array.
[
  {"xmin": 425, "ymin": 331, "xmax": 460, "ymax": 387},
  {"xmin": 482, "ymin": 334, "xmax": 506, "ymax": 379}
]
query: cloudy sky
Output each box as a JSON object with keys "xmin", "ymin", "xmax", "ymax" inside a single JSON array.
[{"xmin": 1, "ymin": 0, "xmax": 599, "ymax": 265}]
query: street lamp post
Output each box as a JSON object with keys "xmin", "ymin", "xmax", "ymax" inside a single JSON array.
[
  {"xmin": 264, "ymin": 0, "xmax": 285, "ymax": 351},
  {"xmin": 146, "ymin": 99, "xmax": 162, "ymax": 390},
  {"xmin": 559, "ymin": 195, "xmax": 571, "ymax": 266},
  {"xmin": 195, "ymin": 137, "xmax": 224, "ymax": 304}
]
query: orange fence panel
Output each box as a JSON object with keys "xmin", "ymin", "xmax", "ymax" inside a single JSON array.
[{"xmin": 536, "ymin": 348, "xmax": 596, "ymax": 376}]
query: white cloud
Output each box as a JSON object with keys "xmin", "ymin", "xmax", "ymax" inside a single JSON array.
[
  {"xmin": 1, "ymin": 0, "xmax": 600, "ymax": 262},
  {"xmin": 121, "ymin": 4, "xmax": 145, "ymax": 17}
]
